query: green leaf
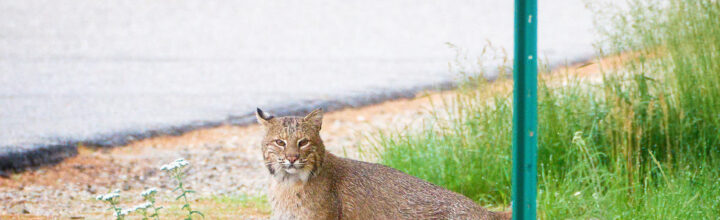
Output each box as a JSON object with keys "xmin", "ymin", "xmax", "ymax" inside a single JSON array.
[{"xmin": 190, "ymin": 210, "xmax": 205, "ymax": 218}]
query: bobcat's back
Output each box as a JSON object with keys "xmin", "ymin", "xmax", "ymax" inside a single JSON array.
[{"xmin": 329, "ymin": 154, "xmax": 507, "ymax": 219}]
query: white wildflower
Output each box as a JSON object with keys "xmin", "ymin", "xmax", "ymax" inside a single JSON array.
[
  {"xmin": 129, "ymin": 202, "xmax": 152, "ymax": 212},
  {"xmin": 96, "ymin": 192, "xmax": 120, "ymax": 201},
  {"xmin": 141, "ymin": 188, "xmax": 158, "ymax": 197},
  {"xmin": 160, "ymin": 158, "xmax": 190, "ymax": 172},
  {"xmin": 174, "ymin": 158, "xmax": 189, "ymax": 167},
  {"xmin": 115, "ymin": 208, "xmax": 131, "ymax": 216},
  {"xmin": 573, "ymin": 191, "xmax": 582, "ymax": 196},
  {"xmin": 135, "ymin": 202, "xmax": 152, "ymax": 210},
  {"xmin": 107, "ymin": 192, "xmax": 120, "ymax": 200}
]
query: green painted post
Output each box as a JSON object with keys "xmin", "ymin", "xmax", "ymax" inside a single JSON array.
[{"xmin": 512, "ymin": 0, "xmax": 538, "ymax": 219}]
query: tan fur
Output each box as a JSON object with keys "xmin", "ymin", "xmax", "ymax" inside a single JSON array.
[{"xmin": 256, "ymin": 108, "xmax": 511, "ymax": 220}]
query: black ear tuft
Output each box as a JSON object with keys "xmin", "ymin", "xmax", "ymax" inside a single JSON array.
[{"xmin": 256, "ymin": 108, "xmax": 274, "ymax": 125}]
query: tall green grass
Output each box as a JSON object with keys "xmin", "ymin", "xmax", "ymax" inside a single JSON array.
[{"xmin": 371, "ymin": 0, "xmax": 720, "ymax": 218}]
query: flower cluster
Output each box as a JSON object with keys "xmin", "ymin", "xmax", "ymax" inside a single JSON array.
[
  {"xmin": 96, "ymin": 190, "xmax": 120, "ymax": 201},
  {"xmin": 96, "ymin": 158, "xmax": 199, "ymax": 219},
  {"xmin": 141, "ymin": 188, "xmax": 158, "ymax": 197},
  {"xmin": 160, "ymin": 158, "xmax": 189, "ymax": 171},
  {"xmin": 96, "ymin": 189, "xmax": 124, "ymax": 219},
  {"xmin": 128, "ymin": 202, "xmax": 152, "ymax": 212},
  {"xmin": 115, "ymin": 209, "xmax": 130, "ymax": 217},
  {"xmin": 161, "ymin": 157, "xmax": 204, "ymax": 219}
]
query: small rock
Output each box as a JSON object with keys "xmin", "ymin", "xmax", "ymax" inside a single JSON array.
[
  {"xmin": 144, "ymin": 169, "xmax": 156, "ymax": 177},
  {"xmin": 86, "ymin": 185, "xmax": 96, "ymax": 194},
  {"xmin": 72, "ymin": 164, "xmax": 85, "ymax": 171},
  {"xmin": 9, "ymin": 203, "xmax": 30, "ymax": 214}
]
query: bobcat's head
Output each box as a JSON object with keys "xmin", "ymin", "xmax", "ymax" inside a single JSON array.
[{"xmin": 256, "ymin": 108, "xmax": 325, "ymax": 183}]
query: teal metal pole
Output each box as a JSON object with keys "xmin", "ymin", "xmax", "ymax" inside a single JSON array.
[{"xmin": 512, "ymin": 0, "xmax": 538, "ymax": 219}]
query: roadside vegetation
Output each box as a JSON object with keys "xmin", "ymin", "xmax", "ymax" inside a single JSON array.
[
  {"xmin": 372, "ymin": 0, "xmax": 720, "ymax": 218},
  {"xmin": 95, "ymin": 158, "xmax": 205, "ymax": 219}
]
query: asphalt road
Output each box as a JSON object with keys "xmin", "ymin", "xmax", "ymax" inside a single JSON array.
[{"xmin": 0, "ymin": 0, "xmax": 597, "ymax": 158}]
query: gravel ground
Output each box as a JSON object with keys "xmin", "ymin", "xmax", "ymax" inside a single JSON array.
[
  {"xmin": 0, "ymin": 56, "xmax": 627, "ymax": 218},
  {"xmin": 0, "ymin": 90, "xmax": 446, "ymax": 218}
]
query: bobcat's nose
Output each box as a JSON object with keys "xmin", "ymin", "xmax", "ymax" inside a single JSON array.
[{"xmin": 286, "ymin": 155, "xmax": 299, "ymax": 164}]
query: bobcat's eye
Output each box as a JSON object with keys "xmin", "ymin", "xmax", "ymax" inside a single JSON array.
[
  {"xmin": 274, "ymin": 139, "xmax": 286, "ymax": 147},
  {"xmin": 298, "ymin": 139, "xmax": 310, "ymax": 148}
]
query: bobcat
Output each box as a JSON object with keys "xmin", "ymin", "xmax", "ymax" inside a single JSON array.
[{"xmin": 256, "ymin": 108, "xmax": 511, "ymax": 220}]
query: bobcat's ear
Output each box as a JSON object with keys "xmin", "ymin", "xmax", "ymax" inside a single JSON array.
[
  {"xmin": 303, "ymin": 108, "xmax": 323, "ymax": 130},
  {"xmin": 256, "ymin": 108, "xmax": 274, "ymax": 126}
]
